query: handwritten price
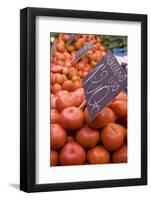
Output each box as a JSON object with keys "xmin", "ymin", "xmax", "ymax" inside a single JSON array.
[{"xmin": 82, "ymin": 51, "xmax": 127, "ymax": 120}]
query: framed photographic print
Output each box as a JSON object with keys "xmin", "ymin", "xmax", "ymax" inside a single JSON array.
[{"xmin": 20, "ymin": 7, "xmax": 147, "ymax": 192}]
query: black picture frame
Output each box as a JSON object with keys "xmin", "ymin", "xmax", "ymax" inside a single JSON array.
[{"xmin": 20, "ymin": 7, "xmax": 147, "ymax": 192}]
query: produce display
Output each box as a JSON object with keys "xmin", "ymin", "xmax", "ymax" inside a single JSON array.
[{"xmin": 50, "ymin": 33, "xmax": 127, "ymax": 166}]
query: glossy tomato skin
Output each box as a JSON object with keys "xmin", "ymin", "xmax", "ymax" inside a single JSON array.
[
  {"xmin": 50, "ymin": 123, "xmax": 67, "ymax": 150},
  {"xmin": 109, "ymin": 100, "xmax": 127, "ymax": 119},
  {"xmin": 100, "ymin": 123, "xmax": 125, "ymax": 151},
  {"xmin": 51, "ymin": 83, "xmax": 62, "ymax": 94},
  {"xmin": 51, "ymin": 109, "xmax": 59, "ymax": 124},
  {"xmin": 112, "ymin": 144, "xmax": 127, "ymax": 163},
  {"xmin": 55, "ymin": 90, "xmax": 69, "ymax": 98},
  {"xmin": 62, "ymin": 80, "xmax": 74, "ymax": 92},
  {"xmin": 75, "ymin": 125, "xmax": 100, "ymax": 148},
  {"xmin": 85, "ymin": 107, "xmax": 116, "ymax": 129},
  {"xmin": 59, "ymin": 107, "xmax": 84, "ymax": 130},
  {"xmin": 56, "ymin": 93, "xmax": 75, "ymax": 112},
  {"xmin": 71, "ymin": 88, "xmax": 85, "ymax": 107},
  {"xmin": 59, "ymin": 141, "xmax": 86, "ymax": 165},
  {"xmin": 51, "ymin": 96, "xmax": 57, "ymax": 109},
  {"xmin": 50, "ymin": 150, "xmax": 59, "ymax": 166},
  {"xmin": 87, "ymin": 146, "xmax": 110, "ymax": 164}
]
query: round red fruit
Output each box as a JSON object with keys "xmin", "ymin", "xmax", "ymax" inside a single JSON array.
[
  {"xmin": 112, "ymin": 144, "xmax": 127, "ymax": 163},
  {"xmin": 100, "ymin": 123, "xmax": 125, "ymax": 151},
  {"xmin": 59, "ymin": 107, "xmax": 84, "ymax": 129},
  {"xmin": 59, "ymin": 141, "xmax": 86, "ymax": 165},
  {"xmin": 50, "ymin": 123, "xmax": 67, "ymax": 150},
  {"xmin": 85, "ymin": 107, "xmax": 116, "ymax": 129},
  {"xmin": 62, "ymin": 80, "xmax": 74, "ymax": 92},
  {"xmin": 75, "ymin": 125, "xmax": 100, "ymax": 148},
  {"xmin": 87, "ymin": 146, "xmax": 110, "ymax": 164},
  {"xmin": 51, "ymin": 83, "xmax": 62, "ymax": 94},
  {"xmin": 51, "ymin": 109, "xmax": 59, "ymax": 124},
  {"xmin": 56, "ymin": 93, "xmax": 75, "ymax": 112}
]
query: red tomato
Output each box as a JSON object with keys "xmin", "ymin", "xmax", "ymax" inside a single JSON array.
[
  {"xmin": 62, "ymin": 80, "xmax": 74, "ymax": 92},
  {"xmin": 59, "ymin": 141, "xmax": 86, "ymax": 165},
  {"xmin": 100, "ymin": 123, "xmax": 125, "ymax": 151},
  {"xmin": 56, "ymin": 42, "xmax": 65, "ymax": 53},
  {"xmin": 71, "ymin": 88, "xmax": 85, "ymax": 107},
  {"xmin": 87, "ymin": 146, "xmax": 110, "ymax": 164},
  {"xmin": 51, "ymin": 83, "xmax": 62, "ymax": 94},
  {"xmin": 59, "ymin": 107, "xmax": 84, "ymax": 129},
  {"xmin": 51, "ymin": 96, "xmax": 57, "ymax": 109},
  {"xmin": 51, "ymin": 109, "xmax": 59, "ymax": 124},
  {"xmin": 50, "ymin": 123, "xmax": 67, "ymax": 150},
  {"xmin": 55, "ymin": 90, "xmax": 69, "ymax": 98},
  {"xmin": 73, "ymin": 81, "xmax": 82, "ymax": 90},
  {"xmin": 56, "ymin": 93, "xmax": 75, "ymax": 112},
  {"xmin": 54, "ymin": 73, "xmax": 65, "ymax": 85},
  {"xmin": 112, "ymin": 144, "xmax": 127, "ymax": 163},
  {"xmin": 109, "ymin": 100, "xmax": 127, "ymax": 119},
  {"xmin": 85, "ymin": 107, "xmax": 116, "ymax": 129},
  {"xmin": 75, "ymin": 125, "xmax": 100, "ymax": 148}
]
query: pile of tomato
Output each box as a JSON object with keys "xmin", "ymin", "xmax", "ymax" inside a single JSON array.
[{"xmin": 50, "ymin": 33, "xmax": 127, "ymax": 166}]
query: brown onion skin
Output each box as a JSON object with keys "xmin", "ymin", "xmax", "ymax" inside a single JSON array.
[
  {"xmin": 85, "ymin": 107, "xmax": 116, "ymax": 129},
  {"xmin": 59, "ymin": 141, "xmax": 86, "ymax": 165},
  {"xmin": 112, "ymin": 144, "xmax": 127, "ymax": 163},
  {"xmin": 87, "ymin": 146, "xmax": 110, "ymax": 164},
  {"xmin": 100, "ymin": 123, "xmax": 125, "ymax": 151},
  {"xmin": 75, "ymin": 125, "xmax": 100, "ymax": 148},
  {"xmin": 50, "ymin": 150, "xmax": 59, "ymax": 166},
  {"xmin": 50, "ymin": 123, "xmax": 67, "ymax": 150},
  {"xmin": 59, "ymin": 107, "xmax": 84, "ymax": 130}
]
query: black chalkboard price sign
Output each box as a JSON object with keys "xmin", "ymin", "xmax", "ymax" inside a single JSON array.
[{"xmin": 82, "ymin": 50, "xmax": 127, "ymax": 121}]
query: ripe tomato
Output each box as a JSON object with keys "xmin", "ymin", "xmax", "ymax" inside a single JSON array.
[
  {"xmin": 85, "ymin": 107, "xmax": 116, "ymax": 129},
  {"xmin": 51, "ymin": 83, "xmax": 62, "ymax": 94},
  {"xmin": 51, "ymin": 109, "xmax": 59, "ymax": 124},
  {"xmin": 62, "ymin": 67, "xmax": 69, "ymax": 76},
  {"xmin": 68, "ymin": 67, "xmax": 78, "ymax": 79},
  {"xmin": 62, "ymin": 80, "xmax": 74, "ymax": 92},
  {"xmin": 50, "ymin": 150, "xmax": 59, "ymax": 166},
  {"xmin": 109, "ymin": 100, "xmax": 127, "ymax": 119},
  {"xmin": 51, "ymin": 65, "xmax": 63, "ymax": 73},
  {"xmin": 71, "ymin": 88, "xmax": 85, "ymax": 107},
  {"xmin": 56, "ymin": 93, "xmax": 75, "ymax": 112},
  {"xmin": 75, "ymin": 125, "xmax": 100, "ymax": 148},
  {"xmin": 56, "ymin": 42, "xmax": 65, "ymax": 53},
  {"xmin": 50, "ymin": 123, "xmax": 67, "ymax": 150},
  {"xmin": 100, "ymin": 123, "xmax": 125, "ymax": 151},
  {"xmin": 71, "ymin": 75, "xmax": 81, "ymax": 82},
  {"xmin": 112, "ymin": 144, "xmax": 127, "ymax": 163},
  {"xmin": 55, "ymin": 90, "xmax": 69, "ymax": 97},
  {"xmin": 87, "ymin": 146, "xmax": 110, "ymax": 164},
  {"xmin": 55, "ymin": 52, "xmax": 65, "ymax": 61},
  {"xmin": 59, "ymin": 141, "xmax": 86, "ymax": 165},
  {"xmin": 59, "ymin": 106, "xmax": 84, "ymax": 129},
  {"xmin": 51, "ymin": 96, "xmax": 57, "ymax": 109},
  {"xmin": 54, "ymin": 73, "xmax": 65, "ymax": 85},
  {"xmin": 73, "ymin": 81, "xmax": 82, "ymax": 90}
]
